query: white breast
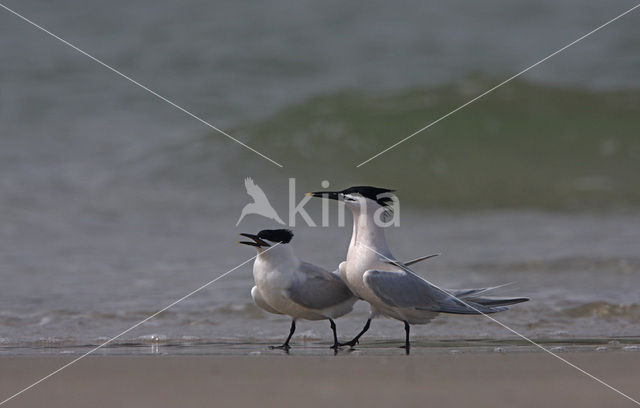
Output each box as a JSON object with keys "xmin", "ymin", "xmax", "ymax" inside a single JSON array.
[{"xmin": 252, "ymin": 257, "xmax": 326, "ymax": 320}]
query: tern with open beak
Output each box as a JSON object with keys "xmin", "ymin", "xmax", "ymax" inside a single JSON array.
[{"xmin": 239, "ymin": 229, "xmax": 357, "ymax": 351}]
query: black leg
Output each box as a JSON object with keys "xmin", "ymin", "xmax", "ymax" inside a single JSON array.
[
  {"xmin": 401, "ymin": 321, "xmax": 410, "ymax": 354},
  {"xmin": 270, "ymin": 320, "xmax": 296, "ymax": 351},
  {"xmin": 339, "ymin": 318, "xmax": 371, "ymax": 348},
  {"xmin": 329, "ymin": 319, "xmax": 339, "ymax": 350}
]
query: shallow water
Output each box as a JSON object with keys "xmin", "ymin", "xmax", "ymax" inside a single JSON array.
[
  {"xmin": 1, "ymin": 0, "xmax": 639, "ymax": 354},
  {"xmin": 3, "ymin": 337, "xmax": 640, "ymax": 358},
  {"xmin": 2, "ymin": 210, "xmax": 639, "ymax": 349}
]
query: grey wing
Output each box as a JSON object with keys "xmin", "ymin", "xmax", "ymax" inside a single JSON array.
[
  {"xmin": 286, "ymin": 262, "xmax": 355, "ymax": 310},
  {"xmin": 451, "ymin": 283, "xmax": 529, "ymax": 307},
  {"xmin": 403, "ymin": 253, "xmax": 439, "ymax": 266},
  {"xmin": 451, "ymin": 283, "xmax": 514, "ymax": 298},
  {"xmin": 363, "ymin": 269, "xmax": 506, "ymax": 314},
  {"xmin": 383, "ymin": 254, "xmax": 439, "ymax": 268}
]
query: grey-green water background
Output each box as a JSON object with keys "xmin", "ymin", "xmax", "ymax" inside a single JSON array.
[{"xmin": 1, "ymin": 0, "xmax": 639, "ymax": 354}]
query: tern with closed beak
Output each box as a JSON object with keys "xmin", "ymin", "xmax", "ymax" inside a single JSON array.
[
  {"xmin": 238, "ymin": 229, "xmax": 357, "ymax": 350},
  {"xmin": 308, "ymin": 186, "xmax": 529, "ymax": 353}
]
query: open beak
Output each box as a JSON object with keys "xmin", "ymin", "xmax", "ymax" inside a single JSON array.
[
  {"xmin": 237, "ymin": 233, "xmax": 271, "ymax": 247},
  {"xmin": 306, "ymin": 191, "xmax": 341, "ymax": 201}
]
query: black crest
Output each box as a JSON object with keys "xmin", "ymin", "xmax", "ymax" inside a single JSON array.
[
  {"xmin": 341, "ymin": 186, "xmax": 395, "ymax": 207},
  {"xmin": 257, "ymin": 229, "xmax": 294, "ymax": 244}
]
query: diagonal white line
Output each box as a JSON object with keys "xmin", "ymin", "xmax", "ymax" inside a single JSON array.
[
  {"xmin": 0, "ymin": 2, "xmax": 283, "ymax": 168},
  {"xmin": 356, "ymin": 3, "xmax": 640, "ymax": 167},
  {"xmin": 358, "ymin": 242, "xmax": 640, "ymax": 406},
  {"xmin": 0, "ymin": 243, "xmax": 279, "ymax": 406}
]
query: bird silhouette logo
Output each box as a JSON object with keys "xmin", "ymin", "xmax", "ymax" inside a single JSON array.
[{"xmin": 236, "ymin": 178, "xmax": 285, "ymax": 226}]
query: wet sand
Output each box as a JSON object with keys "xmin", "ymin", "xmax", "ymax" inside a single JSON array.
[{"xmin": 1, "ymin": 352, "xmax": 639, "ymax": 408}]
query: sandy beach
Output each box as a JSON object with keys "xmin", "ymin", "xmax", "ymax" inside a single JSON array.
[{"xmin": 1, "ymin": 352, "xmax": 638, "ymax": 408}]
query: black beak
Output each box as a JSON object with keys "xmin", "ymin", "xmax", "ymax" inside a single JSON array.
[
  {"xmin": 306, "ymin": 191, "xmax": 341, "ymax": 200},
  {"xmin": 238, "ymin": 233, "xmax": 270, "ymax": 247}
]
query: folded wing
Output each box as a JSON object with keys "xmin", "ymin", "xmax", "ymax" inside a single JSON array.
[
  {"xmin": 286, "ymin": 262, "xmax": 355, "ymax": 310},
  {"xmin": 452, "ymin": 283, "xmax": 529, "ymax": 307},
  {"xmin": 363, "ymin": 269, "xmax": 513, "ymax": 314}
]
